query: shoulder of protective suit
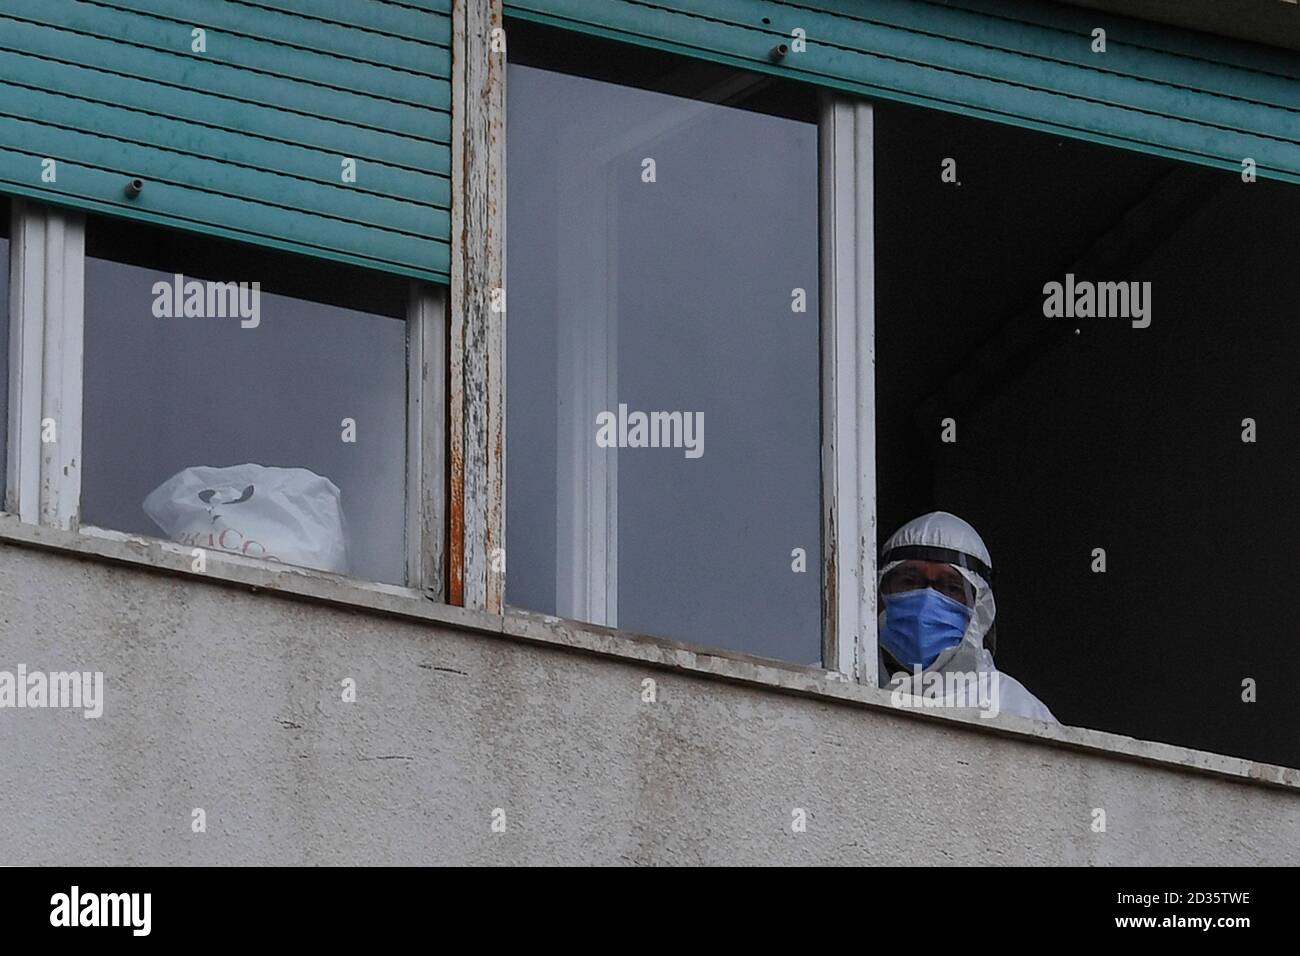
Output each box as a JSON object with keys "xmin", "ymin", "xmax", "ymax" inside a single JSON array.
[{"xmin": 992, "ymin": 670, "xmax": 1057, "ymax": 723}]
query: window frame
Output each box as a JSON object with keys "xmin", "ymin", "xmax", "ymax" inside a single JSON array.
[
  {"xmin": 496, "ymin": 30, "xmax": 880, "ymax": 682},
  {"xmin": 818, "ymin": 93, "xmax": 879, "ymax": 685},
  {"xmin": 4, "ymin": 198, "xmax": 448, "ymax": 599},
  {"xmin": 6, "ymin": 201, "xmax": 83, "ymax": 529}
]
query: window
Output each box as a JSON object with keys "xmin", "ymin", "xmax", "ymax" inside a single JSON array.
[
  {"xmin": 498, "ymin": 18, "xmax": 1300, "ymax": 772},
  {"xmin": 872, "ymin": 99, "xmax": 1300, "ymax": 768},
  {"xmin": 1, "ymin": 200, "xmax": 445, "ymax": 592},
  {"xmin": 506, "ymin": 24, "xmax": 822, "ymax": 663},
  {"xmin": 82, "ymin": 217, "xmax": 409, "ymax": 584}
]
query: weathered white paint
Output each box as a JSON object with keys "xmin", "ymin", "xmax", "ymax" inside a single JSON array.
[
  {"xmin": 406, "ymin": 282, "xmax": 448, "ymax": 598},
  {"xmin": 450, "ymin": 0, "xmax": 506, "ymax": 612},
  {"xmin": 5, "ymin": 201, "xmax": 83, "ymax": 530},
  {"xmin": 819, "ymin": 96, "xmax": 877, "ymax": 684},
  {"xmin": 6, "ymin": 201, "xmax": 43, "ymax": 522},
  {"xmin": 0, "ymin": 527, "xmax": 1295, "ymax": 865}
]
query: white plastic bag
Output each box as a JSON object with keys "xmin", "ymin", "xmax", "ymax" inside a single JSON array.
[{"xmin": 143, "ymin": 463, "xmax": 349, "ymax": 574}]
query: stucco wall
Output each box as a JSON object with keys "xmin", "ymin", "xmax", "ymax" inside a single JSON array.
[{"xmin": 1, "ymin": 537, "xmax": 1296, "ymax": 866}]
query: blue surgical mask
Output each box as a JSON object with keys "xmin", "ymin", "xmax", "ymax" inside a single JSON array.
[{"xmin": 881, "ymin": 588, "xmax": 972, "ymax": 670}]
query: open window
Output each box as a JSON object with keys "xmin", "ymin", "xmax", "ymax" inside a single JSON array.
[
  {"xmin": 502, "ymin": 17, "xmax": 1300, "ymax": 772},
  {"xmin": 872, "ymin": 99, "xmax": 1300, "ymax": 768}
]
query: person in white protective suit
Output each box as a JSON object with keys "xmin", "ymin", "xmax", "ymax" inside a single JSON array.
[{"xmin": 877, "ymin": 511, "xmax": 1056, "ymax": 722}]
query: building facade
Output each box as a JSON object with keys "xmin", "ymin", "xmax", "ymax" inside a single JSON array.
[{"xmin": 1, "ymin": 0, "xmax": 1297, "ymax": 864}]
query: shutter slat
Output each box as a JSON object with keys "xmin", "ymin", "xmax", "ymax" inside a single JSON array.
[
  {"xmin": 94, "ymin": 0, "xmax": 449, "ymax": 78},
  {"xmin": 0, "ymin": 147, "xmax": 449, "ymax": 279},
  {"xmin": 6, "ymin": 0, "xmax": 448, "ymax": 106},
  {"xmin": 1, "ymin": 0, "xmax": 452, "ymax": 281},
  {"xmin": 0, "ymin": 38, "xmax": 450, "ymax": 153}
]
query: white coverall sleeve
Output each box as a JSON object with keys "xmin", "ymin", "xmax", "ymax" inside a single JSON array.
[{"xmin": 994, "ymin": 671, "xmax": 1057, "ymax": 722}]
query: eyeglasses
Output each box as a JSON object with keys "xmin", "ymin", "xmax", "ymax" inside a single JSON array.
[{"xmin": 881, "ymin": 563, "xmax": 975, "ymax": 607}]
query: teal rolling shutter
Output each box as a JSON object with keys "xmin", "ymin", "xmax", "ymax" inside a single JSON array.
[
  {"xmin": 0, "ymin": 0, "xmax": 451, "ymax": 282},
  {"xmin": 506, "ymin": 0, "xmax": 1300, "ymax": 185}
]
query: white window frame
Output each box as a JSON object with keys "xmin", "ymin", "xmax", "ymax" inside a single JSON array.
[
  {"xmin": 498, "ymin": 42, "xmax": 881, "ymax": 683},
  {"xmin": 6, "ymin": 200, "xmax": 83, "ymax": 528},
  {"xmin": 4, "ymin": 198, "xmax": 448, "ymax": 598},
  {"xmin": 819, "ymin": 93, "xmax": 879, "ymax": 685}
]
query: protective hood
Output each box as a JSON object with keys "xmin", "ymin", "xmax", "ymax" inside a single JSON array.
[{"xmin": 877, "ymin": 511, "xmax": 997, "ymax": 685}]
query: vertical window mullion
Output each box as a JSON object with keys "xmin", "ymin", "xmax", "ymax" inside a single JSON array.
[
  {"xmin": 407, "ymin": 282, "xmax": 448, "ymax": 598},
  {"xmin": 820, "ymin": 95, "xmax": 879, "ymax": 684},
  {"xmin": 41, "ymin": 207, "xmax": 84, "ymax": 531},
  {"xmin": 6, "ymin": 201, "xmax": 40, "ymax": 521},
  {"xmin": 6, "ymin": 200, "xmax": 83, "ymax": 530},
  {"xmin": 450, "ymin": 0, "xmax": 506, "ymax": 612}
]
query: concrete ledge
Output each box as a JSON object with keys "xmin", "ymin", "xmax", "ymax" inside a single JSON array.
[{"xmin": 2, "ymin": 513, "xmax": 1296, "ymax": 794}]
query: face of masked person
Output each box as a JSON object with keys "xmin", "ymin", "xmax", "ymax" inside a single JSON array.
[
  {"xmin": 880, "ymin": 560, "xmax": 975, "ymax": 669},
  {"xmin": 882, "ymin": 559, "xmax": 973, "ymax": 607}
]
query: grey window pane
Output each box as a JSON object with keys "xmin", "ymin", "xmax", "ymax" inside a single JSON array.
[
  {"xmin": 81, "ymin": 227, "xmax": 407, "ymax": 585},
  {"xmin": 506, "ymin": 63, "xmax": 821, "ymax": 664}
]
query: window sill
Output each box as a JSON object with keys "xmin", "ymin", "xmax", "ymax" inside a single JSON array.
[{"xmin": 2, "ymin": 512, "xmax": 1297, "ymax": 793}]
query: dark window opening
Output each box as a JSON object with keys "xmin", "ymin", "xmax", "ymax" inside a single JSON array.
[
  {"xmin": 875, "ymin": 100, "xmax": 1300, "ymax": 768},
  {"xmin": 82, "ymin": 216, "xmax": 410, "ymax": 584}
]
